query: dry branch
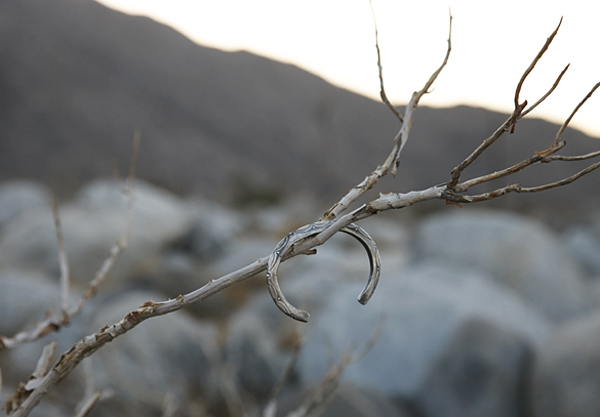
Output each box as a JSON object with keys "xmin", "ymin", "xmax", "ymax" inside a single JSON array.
[
  {"xmin": 0, "ymin": 134, "xmax": 139, "ymax": 351},
  {"xmin": 322, "ymin": 11, "xmax": 452, "ymax": 221},
  {"xmin": 5, "ymin": 13, "xmax": 600, "ymax": 417},
  {"xmin": 447, "ymin": 18, "xmax": 598, "ymax": 196},
  {"xmin": 446, "ymin": 80, "xmax": 600, "ymax": 202}
]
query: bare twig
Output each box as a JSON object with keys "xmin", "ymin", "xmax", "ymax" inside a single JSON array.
[
  {"xmin": 519, "ymin": 161, "xmax": 600, "ymax": 192},
  {"xmin": 201, "ymin": 327, "xmax": 251, "ymax": 417},
  {"xmin": 369, "ymin": 0, "xmax": 403, "ymax": 123},
  {"xmin": 449, "ymin": 18, "xmax": 565, "ymax": 188},
  {"xmin": 386, "ymin": 11, "xmax": 452, "ymax": 180},
  {"xmin": 545, "ymin": 149, "xmax": 600, "ymax": 162},
  {"xmin": 285, "ymin": 322, "xmax": 382, "ymax": 417},
  {"xmin": 520, "ymin": 64, "xmax": 569, "ymax": 119},
  {"xmin": 52, "ymin": 197, "xmax": 70, "ymax": 312},
  {"xmin": 0, "ymin": 134, "xmax": 140, "ymax": 351},
  {"xmin": 286, "ymin": 354, "xmax": 352, "ymax": 417},
  {"xmin": 3, "ymin": 341, "xmax": 56, "ymax": 414},
  {"xmin": 450, "ymin": 141, "xmax": 566, "ymax": 194},
  {"xmin": 553, "ymin": 81, "xmax": 600, "ymax": 147},
  {"xmin": 28, "ymin": 341, "xmax": 56, "ymax": 388},
  {"xmin": 513, "ymin": 17, "xmax": 563, "ymax": 130},
  {"xmin": 74, "ymin": 393, "xmax": 102, "ymax": 417},
  {"xmin": 447, "ymin": 113, "xmax": 521, "ymax": 189},
  {"xmin": 448, "ymin": 81, "xmax": 600, "ymax": 199},
  {"xmin": 219, "ymin": 362, "xmax": 247, "ymax": 417},
  {"xmin": 443, "ymin": 160, "xmax": 600, "ymax": 204},
  {"xmin": 73, "ymin": 359, "xmax": 113, "ymax": 417},
  {"xmin": 264, "ymin": 330, "xmax": 303, "ymax": 417},
  {"xmin": 322, "ymin": 11, "xmax": 452, "ymax": 220},
  {"xmin": 160, "ymin": 391, "xmax": 179, "ymax": 417}
]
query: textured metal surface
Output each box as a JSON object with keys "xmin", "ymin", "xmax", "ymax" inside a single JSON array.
[{"xmin": 266, "ymin": 220, "xmax": 381, "ymax": 322}]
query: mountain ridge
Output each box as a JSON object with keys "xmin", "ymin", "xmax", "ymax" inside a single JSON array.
[{"xmin": 0, "ymin": 0, "xmax": 598, "ymax": 217}]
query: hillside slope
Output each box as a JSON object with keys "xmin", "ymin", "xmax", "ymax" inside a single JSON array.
[{"xmin": 0, "ymin": 0, "xmax": 597, "ymax": 215}]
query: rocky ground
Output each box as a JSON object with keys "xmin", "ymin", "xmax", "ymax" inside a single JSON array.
[{"xmin": 1, "ymin": 178, "xmax": 600, "ymax": 417}]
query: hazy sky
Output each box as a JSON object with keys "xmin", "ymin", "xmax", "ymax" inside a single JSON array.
[{"xmin": 96, "ymin": 0, "xmax": 600, "ymax": 138}]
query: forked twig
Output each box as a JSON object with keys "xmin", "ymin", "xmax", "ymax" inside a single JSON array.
[
  {"xmin": 520, "ymin": 63, "xmax": 569, "ymax": 119},
  {"xmin": 449, "ymin": 18, "xmax": 564, "ymax": 188},
  {"xmin": 322, "ymin": 11, "xmax": 452, "ymax": 220},
  {"xmin": 447, "ymin": 80, "xmax": 600, "ymax": 200},
  {"xmin": 514, "ymin": 18, "xmax": 563, "ymax": 114}
]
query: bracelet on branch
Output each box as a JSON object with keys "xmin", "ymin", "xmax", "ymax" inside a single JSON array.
[{"xmin": 5, "ymin": 11, "xmax": 600, "ymax": 417}]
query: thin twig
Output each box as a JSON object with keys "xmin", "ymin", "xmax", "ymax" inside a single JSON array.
[
  {"xmin": 264, "ymin": 331, "xmax": 303, "ymax": 417},
  {"xmin": 51, "ymin": 197, "xmax": 70, "ymax": 312},
  {"xmin": 447, "ymin": 116, "xmax": 518, "ymax": 189},
  {"xmin": 74, "ymin": 393, "xmax": 102, "ymax": 417},
  {"xmin": 286, "ymin": 354, "xmax": 352, "ymax": 417},
  {"xmin": 545, "ymin": 149, "xmax": 600, "ymax": 162},
  {"xmin": 3, "ymin": 341, "xmax": 56, "ymax": 414},
  {"xmin": 514, "ymin": 18, "xmax": 563, "ymax": 113},
  {"xmin": 449, "ymin": 19, "xmax": 564, "ymax": 188},
  {"xmin": 369, "ymin": 0, "xmax": 403, "ymax": 123},
  {"xmin": 0, "ymin": 133, "xmax": 140, "ymax": 350},
  {"xmin": 389, "ymin": 9, "xmax": 452, "ymax": 176},
  {"xmin": 520, "ymin": 63, "xmax": 569, "ymax": 118},
  {"xmin": 285, "ymin": 321, "xmax": 383, "ymax": 417},
  {"xmin": 451, "ymin": 141, "xmax": 566, "ymax": 193},
  {"xmin": 519, "ymin": 161, "xmax": 600, "ymax": 193},
  {"xmin": 160, "ymin": 391, "xmax": 179, "ymax": 417},
  {"xmin": 443, "ymin": 160, "xmax": 600, "ymax": 203},
  {"xmin": 322, "ymin": 11, "xmax": 452, "ymax": 220},
  {"xmin": 72, "ymin": 358, "xmax": 112, "ymax": 417},
  {"xmin": 450, "ymin": 81, "xmax": 600, "ymax": 196},
  {"xmin": 554, "ymin": 81, "xmax": 600, "ymax": 147}
]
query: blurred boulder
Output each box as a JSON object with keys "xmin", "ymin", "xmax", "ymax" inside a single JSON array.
[
  {"xmin": 563, "ymin": 224, "xmax": 600, "ymax": 277},
  {"xmin": 414, "ymin": 318, "xmax": 532, "ymax": 417},
  {"xmin": 411, "ymin": 210, "xmax": 588, "ymax": 321},
  {"xmin": 87, "ymin": 289, "xmax": 219, "ymax": 415},
  {"xmin": 0, "ymin": 269, "xmax": 60, "ymax": 336},
  {"xmin": 279, "ymin": 384, "xmax": 415, "ymax": 417},
  {"xmin": 0, "ymin": 179, "xmax": 194, "ymax": 285},
  {"xmin": 296, "ymin": 262, "xmax": 549, "ymax": 406},
  {"xmin": 530, "ymin": 309, "xmax": 600, "ymax": 417},
  {"xmin": 0, "ymin": 180, "xmax": 50, "ymax": 229}
]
